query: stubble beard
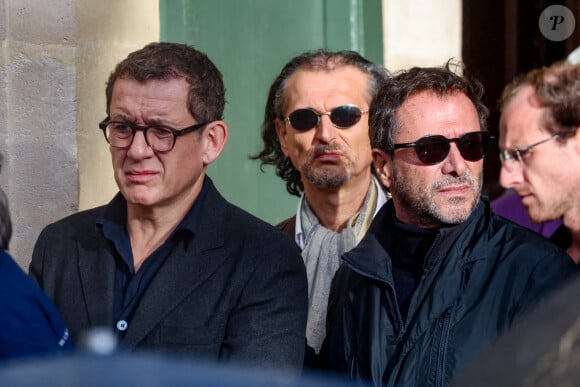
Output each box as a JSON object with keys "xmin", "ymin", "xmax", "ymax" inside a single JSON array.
[
  {"xmin": 301, "ymin": 144, "xmax": 354, "ymax": 189},
  {"xmin": 526, "ymin": 194, "xmax": 567, "ymax": 224},
  {"xmin": 392, "ymin": 166, "xmax": 482, "ymax": 226}
]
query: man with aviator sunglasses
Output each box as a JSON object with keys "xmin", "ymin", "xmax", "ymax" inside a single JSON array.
[
  {"xmin": 252, "ymin": 50, "xmax": 390, "ymax": 367},
  {"xmin": 322, "ymin": 61, "xmax": 576, "ymax": 386}
]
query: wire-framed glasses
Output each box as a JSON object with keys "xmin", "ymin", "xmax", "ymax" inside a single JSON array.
[{"xmin": 499, "ymin": 134, "xmax": 559, "ymax": 172}]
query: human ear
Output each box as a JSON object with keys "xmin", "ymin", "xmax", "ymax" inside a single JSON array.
[
  {"xmin": 372, "ymin": 148, "xmax": 393, "ymax": 190},
  {"xmin": 201, "ymin": 121, "xmax": 228, "ymax": 165}
]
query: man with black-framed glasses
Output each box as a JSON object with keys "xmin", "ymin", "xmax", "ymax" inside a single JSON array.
[
  {"xmin": 499, "ymin": 61, "xmax": 580, "ymax": 265},
  {"xmin": 322, "ymin": 61, "xmax": 576, "ymax": 386},
  {"xmin": 29, "ymin": 42, "xmax": 308, "ymax": 371},
  {"xmin": 252, "ymin": 50, "xmax": 390, "ymax": 367}
]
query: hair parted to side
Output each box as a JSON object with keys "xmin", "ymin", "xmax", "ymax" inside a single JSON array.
[
  {"xmin": 500, "ymin": 62, "xmax": 580, "ymax": 141},
  {"xmin": 250, "ymin": 49, "xmax": 390, "ymax": 197},
  {"xmin": 105, "ymin": 42, "xmax": 226, "ymax": 124},
  {"xmin": 370, "ymin": 59, "xmax": 489, "ymax": 153}
]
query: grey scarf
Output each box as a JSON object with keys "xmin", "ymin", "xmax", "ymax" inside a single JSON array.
[{"xmin": 300, "ymin": 180, "xmax": 377, "ymax": 353}]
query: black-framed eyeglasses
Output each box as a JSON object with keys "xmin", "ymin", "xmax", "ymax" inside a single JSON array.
[
  {"xmin": 499, "ymin": 134, "xmax": 559, "ymax": 172},
  {"xmin": 388, "ymin": 131, "xmax": 493, "ymax": 165},
  {"xmin": 98, "ymin": 118, "xmax": 207, "ymax": 152},
  {"xmin": 284, "ymin": 105, "xmax": 367, "ymax": 131}
]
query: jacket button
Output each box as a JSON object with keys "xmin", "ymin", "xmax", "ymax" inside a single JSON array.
[{"xmin": 116, "ymin": 320, "xmax": 128, "ymax": 332}]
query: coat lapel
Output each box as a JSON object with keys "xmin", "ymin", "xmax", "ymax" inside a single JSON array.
[
  {"xmin": 78, "ymin": 238, "xmax": 116, "ymax": 327},
  {"xmin": 121, "ymin": 181, "xmax": 230, "ymax": 349}
]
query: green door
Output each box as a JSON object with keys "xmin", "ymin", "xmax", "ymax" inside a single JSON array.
[{"xmin": 160, "ymin": 0, "xmax": 383, "ymax": 225}]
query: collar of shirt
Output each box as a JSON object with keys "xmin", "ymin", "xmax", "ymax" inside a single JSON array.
[{"xmin": 96, "ymin": 177, "xmax": 210, "ymax": 272}]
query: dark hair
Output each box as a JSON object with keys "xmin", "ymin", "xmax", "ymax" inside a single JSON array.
[
  {"xmin": 0, "ymin": 154, "xmax": 11, "ymax": 250},
  {"xmin": 105, "ymin": 42, "xmax": 225, "ymax": 124},
  {"xmin": 500, "ymin": 62, "xmax": 580, "ymax": 141},
  {"xmin": 370, "ymin": 60, "xmax": 489, "ymax": 153},
  {"xmin": 251, "ymin": 50, "xmax": 390, "ymax": 196}
]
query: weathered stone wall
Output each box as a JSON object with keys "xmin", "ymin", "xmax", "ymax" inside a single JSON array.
[{"xmin": 0, "ymin": 1, "xmax": 158, "ymax": 268}]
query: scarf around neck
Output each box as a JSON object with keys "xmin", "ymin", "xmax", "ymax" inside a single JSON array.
[{"xmin": 300, "ymin": 179, "xmax": 378, "ymax": 353}]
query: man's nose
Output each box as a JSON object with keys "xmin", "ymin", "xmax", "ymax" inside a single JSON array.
[
  {"xmin": 126, "ymin": 130, "xmax": 153, "ymax": 157},
  {"xmin": 499, "ymin": 161, "xmax": 523, "ymax": 189},
  {"xmin": 313, "ymin": 115, "xmax": 338, "ymax": 142},
  {"xmin": 441, "ymin": 144, "xmax": 467, "ymax": 176}
]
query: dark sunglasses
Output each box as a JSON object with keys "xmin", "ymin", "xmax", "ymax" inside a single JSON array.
[
  {"xmin": 285, "ymin": 105, "xmax": 367, "ymax": 131},
  {"xmin": 389, "ymin": 131, "xmax": 493, "ymax": 165}
]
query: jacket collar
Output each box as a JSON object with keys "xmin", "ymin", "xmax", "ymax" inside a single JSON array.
[
  {"xmin": 342, "ymin": 197, "xmax": 489, "ymax": 285},
  {"xmin": 121, "ymin": 177, "xmax": 230, "ymax": 348},
  {"xmin": 78, "ymin": 177, "xmax": 231, "ymax": 346}
]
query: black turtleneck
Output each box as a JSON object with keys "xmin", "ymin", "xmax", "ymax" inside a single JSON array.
[{"xmin": 388, "ymin": 212, "xmax": 437, "ymax": 321}]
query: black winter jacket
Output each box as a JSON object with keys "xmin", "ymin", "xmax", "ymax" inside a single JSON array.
[{"xmin": 323, "ymin": 198, "xmax": 576, "ymax": 386}]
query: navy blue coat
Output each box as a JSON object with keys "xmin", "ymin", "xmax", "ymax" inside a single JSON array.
[
  {"xmin": 323, "ymin": 198, "xmax": 577, "ymax": 386},
  {"xmin": 30, "ymin": 178, "xmax": 308, "ymax": 370},
  {"xmin": 0, "ymin": 249, "xmax": 72, "ymax": 360}
]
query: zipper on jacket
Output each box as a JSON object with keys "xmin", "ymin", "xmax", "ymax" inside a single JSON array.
[
  {"xmin": 393, "ymin": 285, "xmax": 406, "ymax": 339},
  {"xmin": 435, "ymin": 304, "xmax": 454, "ymax": 387}
]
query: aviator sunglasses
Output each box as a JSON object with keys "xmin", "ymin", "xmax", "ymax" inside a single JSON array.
[
  {"xmin": 285, "ymin": 105, "xmax": 367, "ymax": 131},
  {"xmin": 389, "ymin": 131, "xmax": 493, "ymax": 165}
]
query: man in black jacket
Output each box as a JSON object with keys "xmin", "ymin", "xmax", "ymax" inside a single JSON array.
[
  {"xmin": 322, "ymin": 61, "xmax": 577, "ymax": 386},
  {"xmin": 30, "ymin": 42, "xmax": 308, "ymax": 371}
]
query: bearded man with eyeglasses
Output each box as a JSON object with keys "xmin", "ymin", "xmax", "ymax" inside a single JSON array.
[
  {"xmin": 29, "ymin": 42, "xmax": 308, "ymax": 371},
  {"xmin": 321, "ymin": 61, "xmax": 576, "ymax": 386},
  {"xmin": 499, "ymin": 61, "xmax": 580, "ymax": 265},
  {"xmin": 252, "ymin": 50, "xmax": 390, "ymax": 367}
]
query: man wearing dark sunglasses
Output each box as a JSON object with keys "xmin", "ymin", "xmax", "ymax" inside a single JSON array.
[
  {"xmin": 252, "ymin": 50, "xmax": 390, "ymax": 366},
  {"xmin": 29, "ymin": 42, "xmax": 308, "ymax": 371},
  {"xmin": 322, "ymin": 61, "xmax": 576, "ymax": 386}
]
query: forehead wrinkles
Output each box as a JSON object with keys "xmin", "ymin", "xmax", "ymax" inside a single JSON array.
[
  {"xmin": 283, "ymin": 67, "xmax": 371, "ymax": 110},
  {"xmin": 110, "ymin": 78, "xmax": 190, "ymax": 122},
  {"xmin": 397, "ymin": 92, "xmax": 479, "ymax": 139}
]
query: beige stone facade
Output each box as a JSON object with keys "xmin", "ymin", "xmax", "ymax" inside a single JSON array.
[
  {"xmin": 383, "ymin": 0, "xmax": 462, "ymax": 71},
  {"xmin": 0, "ymin": 1, "xmax": 158, "ymax": 268}
]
